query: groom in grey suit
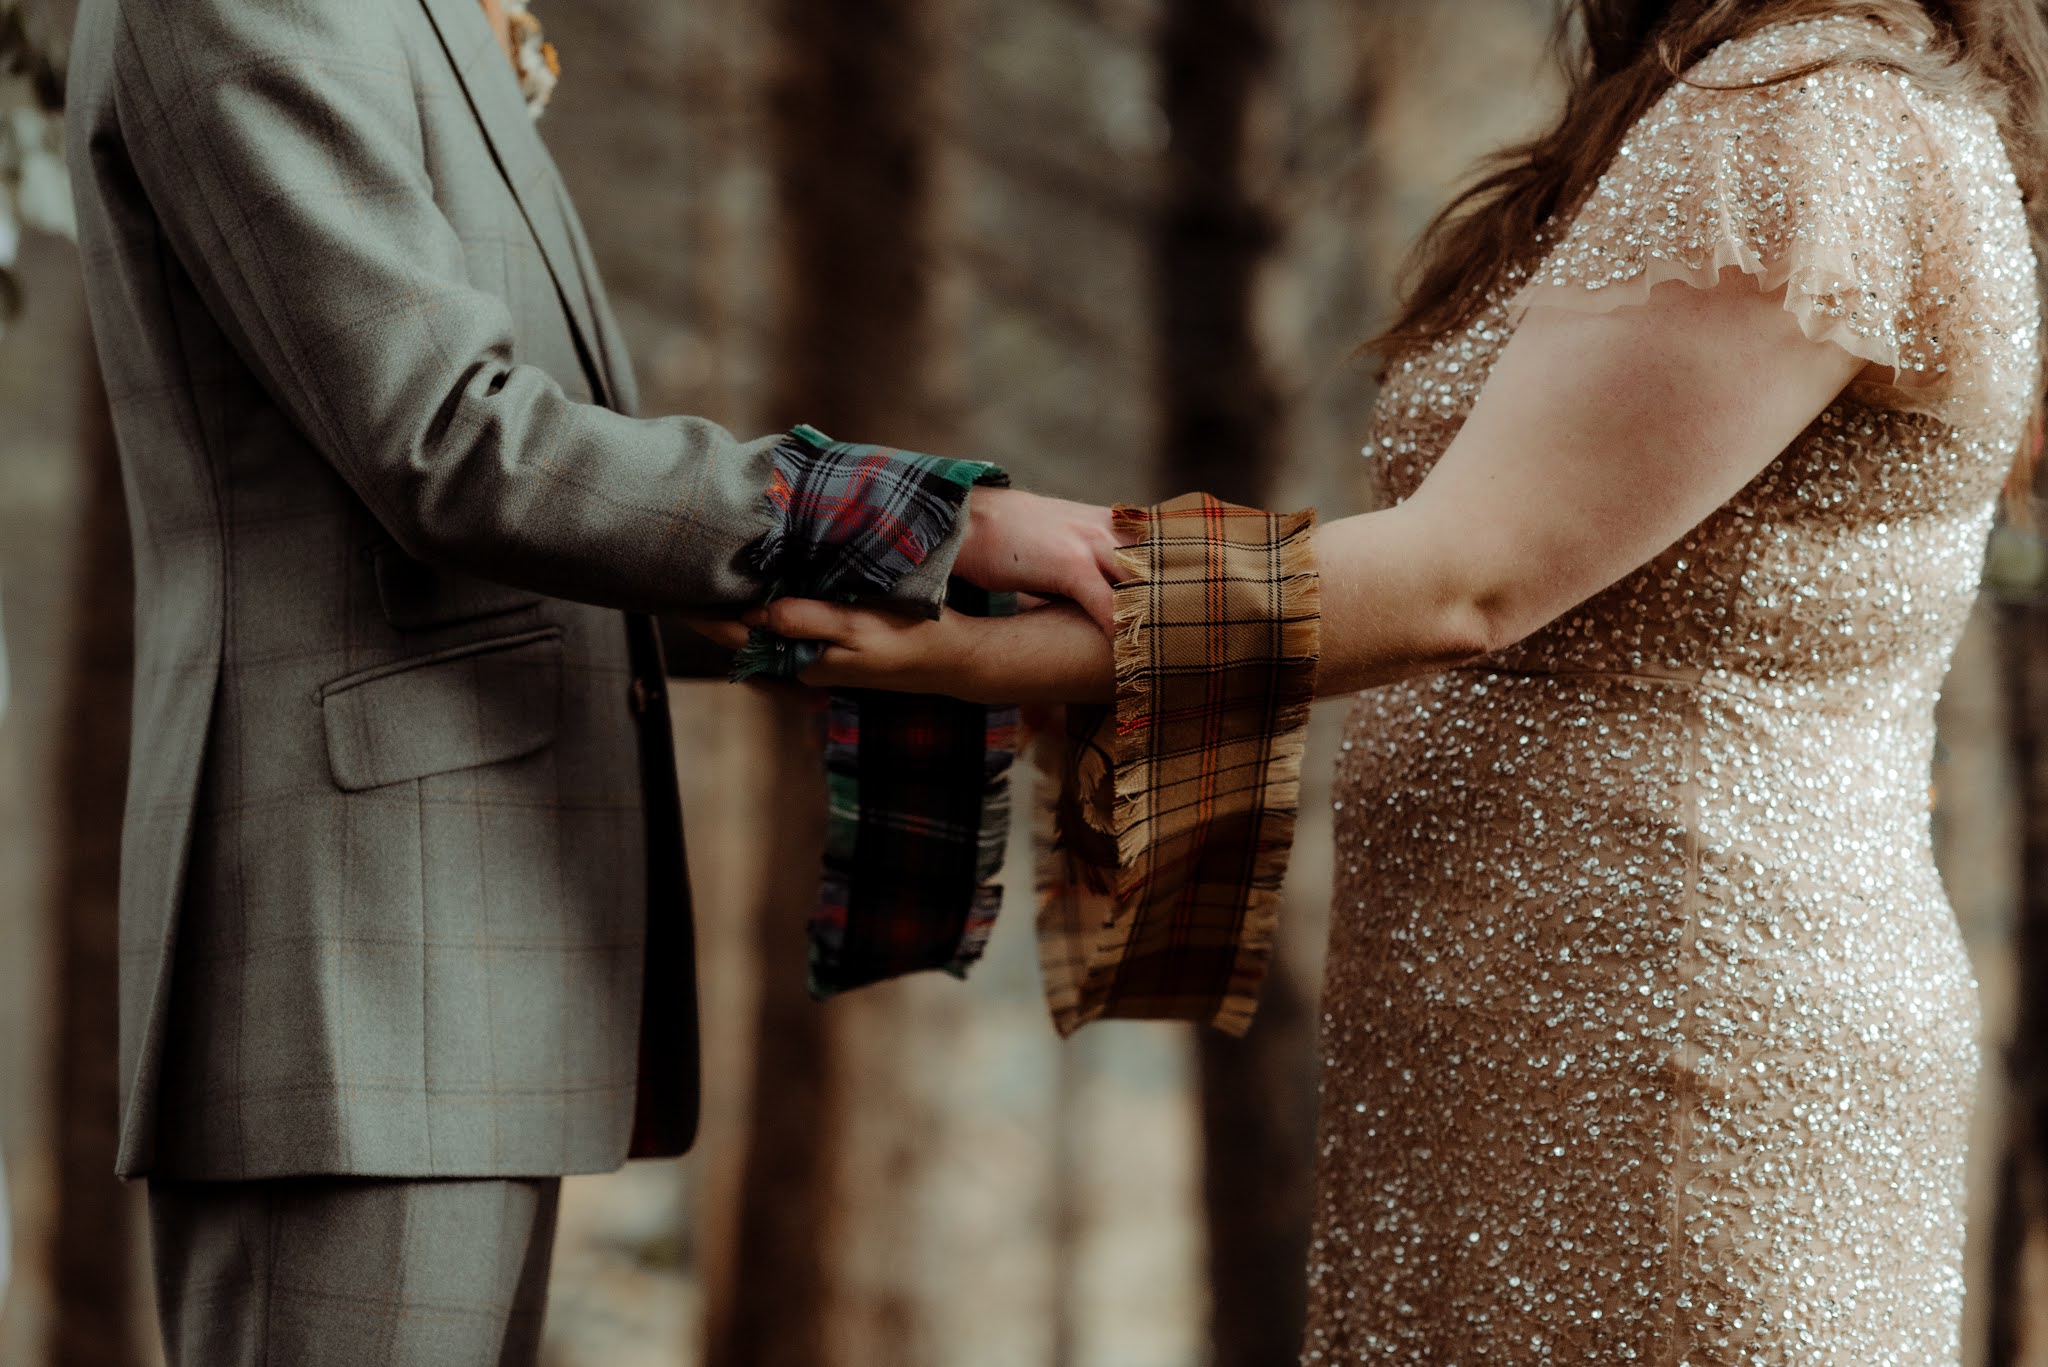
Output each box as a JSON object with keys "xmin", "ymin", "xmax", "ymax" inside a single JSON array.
[{"xmin": 65, "ymin": 0, "xmax": 1113, "ymax": 1361}]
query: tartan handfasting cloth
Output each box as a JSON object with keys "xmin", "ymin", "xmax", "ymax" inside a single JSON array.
[
  {"xmin": 1035, "ymin": 492, "xmax": 1321, "ymax": 1037},
  {"xmin": 816, "ymin": 595, "xmax": 1018, "ymax": 996},
  {"xmin": 733, "ymin": 424, "xmax": 1009, "ymax": 675},
  {"xmin": 734, "ymin": 425, "xmax": 1017, "ymax": 998}
]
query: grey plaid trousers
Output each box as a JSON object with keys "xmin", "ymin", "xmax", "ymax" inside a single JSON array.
[{"xmin": 148, "ymin": 1177, "xmax": 560, "ymax": 1367}]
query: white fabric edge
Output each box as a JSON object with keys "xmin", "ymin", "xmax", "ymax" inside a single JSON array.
[{"xmin": 1508, "ymin": 235, "xmax": 1952, "ymax": 409}]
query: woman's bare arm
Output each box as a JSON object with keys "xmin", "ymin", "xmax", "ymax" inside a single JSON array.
[
  {"xmin": 698, "ymin": 271, "xmax": 1868, "ymax": 703},
  {"xmin": 1313, "ymin": 269, "xmax": 1866, "ymax": 692}
]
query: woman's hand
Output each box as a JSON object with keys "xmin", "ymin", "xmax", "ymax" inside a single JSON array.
[
  {"xmin": 691, "ymin": 599, "xmax": 1115, "ymax": 705},
  {"xmin": 952, "ymin": 488, "xmax": 1122, "ymax": 632}
]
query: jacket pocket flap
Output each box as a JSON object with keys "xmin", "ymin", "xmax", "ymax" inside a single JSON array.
[{"xmin": 320, "ymin": 628, "xmax": 563, "ymax": 792}]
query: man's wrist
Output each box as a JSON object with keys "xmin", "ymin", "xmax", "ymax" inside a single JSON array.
[
  {"xmin": 961, "ymin": 483, "xmax": 1005, "ymax": 557},
  {"xmin": 941, "ymin": 617, "xmax": 990, "ymax": 704},
  {"xmin": 894, "ymin": 515, "xmax": 967, "ymax": 617}
]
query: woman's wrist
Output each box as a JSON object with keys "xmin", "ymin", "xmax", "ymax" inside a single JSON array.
[
  {"xmin": 981, "ymin": 606, "xmax": 1115, "ymax": 705},
  {"xmin": 938, "ymin": 613, "xmax": 996, "ymax": 704}
]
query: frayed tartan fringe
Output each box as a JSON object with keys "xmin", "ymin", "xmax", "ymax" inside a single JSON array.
[
  {"xmin": 1036, "ymin": 494, "xmax": 1321, "ymax": 1038},
  {"xmin": 804, "ymin": 591, "xmax": 1021, "ymax": 1002},
  {"xmin": 721, "ymin": 422, "xmax": 1015, "ymax": 1001}
]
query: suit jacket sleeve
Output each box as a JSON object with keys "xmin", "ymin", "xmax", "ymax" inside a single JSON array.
[{"xmin": 105, "ymin": 0, "xmax": 959, "ymax": 615}]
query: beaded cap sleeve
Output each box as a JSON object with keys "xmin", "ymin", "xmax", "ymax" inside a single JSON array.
[{"xmin": 1516, "ymin": 17, "xmax": 2036, "ymax": 432}]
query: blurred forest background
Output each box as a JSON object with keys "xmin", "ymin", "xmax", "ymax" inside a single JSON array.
[{"xmin": 2, "ymin": 0, "xmax": 2047, "ymax": 1363}]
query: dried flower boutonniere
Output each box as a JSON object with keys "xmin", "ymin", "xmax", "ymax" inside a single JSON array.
[
  {"xmin": 0, "ymin": 2, "xmax": 73, "ymax": 336},
  {"xmin": 502, "ymin": 0, "xmax": 559, "ymax": 120}
]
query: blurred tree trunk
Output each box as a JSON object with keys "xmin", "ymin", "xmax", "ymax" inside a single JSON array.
[
  {"xmin": 699, "ymin": 691, "xmax": 833, "ymax": 1367},
  {"xmin": 714, "ymin": 2, "xmax": 952, "ymax": 1365},
  {"xmin": 48, "ymin": 351, "xmax": 145, "ymax": 1367},
  {"xmin": 1153, "ymin": 2, "xmax": 1318, "ymax": 1363},
  {"xmin": 1994, "ymin": 589, "xmax": 2048, "ymax": 1365},
  {"xmin": 1155, "ymin": 0, "xmax": 1281, "ymax": 501}
]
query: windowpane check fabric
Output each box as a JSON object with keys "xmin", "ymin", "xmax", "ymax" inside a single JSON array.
[
  {"xmin": 148, "ymin": 1176, "xmax": 561, "ymax": 1367},
  {"xmin": 1035, "ymin": 493, "xmax": 1320, "ymax": 1037},
  {"xmin": 67, "ymin": 0, "xmax": 955, "ymax": 1181}
]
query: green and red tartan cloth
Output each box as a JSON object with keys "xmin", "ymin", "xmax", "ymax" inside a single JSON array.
[
  {"xmin": 816, "ymin": 603, "xmax": 1016, "ymax": 995},
  {"xmin": 740, "ymin": 428, "xmax": 1320, "ymax": 1033},
  {"xmin": 734, "ymin": 423, "xmax": 1009, "ymax": 677},
  {"xmin": 736, "ymin": 426, "xmax": 1015, "ymax": 999}
]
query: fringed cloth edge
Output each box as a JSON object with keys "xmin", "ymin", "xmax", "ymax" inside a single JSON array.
[
  {"xmin": 1034, "ymin": 492, "xmax": 1321, "ymax": 1037},
  {"xmin": 724, "ymin": 423, "xmax": 1016, "ymax": 1000}
]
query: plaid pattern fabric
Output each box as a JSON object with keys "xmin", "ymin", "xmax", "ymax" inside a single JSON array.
[
  {"xmin": 74, "ymin": 0, "xmax": 811, "ymax": 1178},
  {"xmin": 1035, "ymin": 492, "xmax": 1320, "ymax": 1037},
  {"xmin": 733, "ymin": 424, "xmax": 1008, "ymax": 678},
  {"xmin": 149, "ymin": 1177, "xmax": 560, "ymax": 1366},
  {"xmin": 731, "ymin": 427, "xmax": 1018, "ymax": 996},
  {"xmin": 812, "ymin": 585, "xmax": 1020, "ymax": 997}
]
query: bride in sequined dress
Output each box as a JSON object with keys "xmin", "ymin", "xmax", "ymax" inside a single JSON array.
[
  {"xmin": 703, "ymin": 0, "xmax": 2048, "ymax": 1358},
  {"xmin": 1302, "ymin": 3, "xmax": 2045, "ymax": 1360}
]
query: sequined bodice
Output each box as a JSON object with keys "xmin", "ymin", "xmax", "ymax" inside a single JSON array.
[{"xmin": 1307, "ymin": 17, "xmax": 2040, "ymax": 1366}]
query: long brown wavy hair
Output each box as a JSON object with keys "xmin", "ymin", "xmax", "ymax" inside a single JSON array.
[{"xmin": 1374, "ymin": 0, "xmax": 2048, "ymax": 385}]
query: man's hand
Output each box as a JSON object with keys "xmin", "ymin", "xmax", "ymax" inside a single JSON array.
[
  {"xmin": 690, "ymin": 600, "xmax": 1115, "ymax": 705},
  {"xmin": 952, "ymin": 488, "xmax": 1121, "ymax": 632}
]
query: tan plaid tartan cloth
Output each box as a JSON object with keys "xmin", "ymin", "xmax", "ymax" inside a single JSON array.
[{"xmin": 1035, "ymin": 493, "xmax": 1321, "ymax": 1037}]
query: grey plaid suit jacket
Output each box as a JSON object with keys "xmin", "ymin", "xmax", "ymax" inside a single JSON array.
[{"xmin": 67, "ymin": 0, "xmax": 955, "ymax": 1181}]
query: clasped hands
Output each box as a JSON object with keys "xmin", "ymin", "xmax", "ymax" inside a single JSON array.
[{"xmin": 692, "ymin": 487, "xmax": 1121, "ymax": 705}]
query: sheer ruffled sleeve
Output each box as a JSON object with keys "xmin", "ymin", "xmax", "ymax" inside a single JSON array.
[{"xmin": 1514, "ymin": 19, "xmax": 2039, "ymax": 429}]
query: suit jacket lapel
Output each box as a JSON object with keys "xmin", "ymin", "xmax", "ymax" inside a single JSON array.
[{"xmin": 416, "ymin": 0, "xmax": 616, "ymax": 410}]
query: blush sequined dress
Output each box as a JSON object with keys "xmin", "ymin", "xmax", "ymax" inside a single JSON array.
[{"xmin": 1307, "ymin": 18, "xmax": 2041, "ymax": 1364}]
